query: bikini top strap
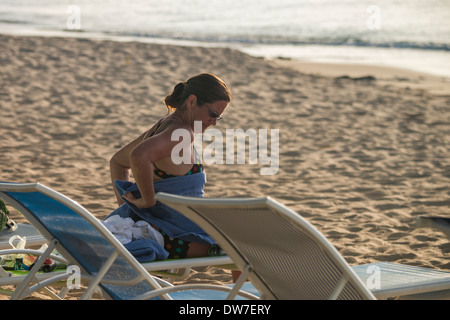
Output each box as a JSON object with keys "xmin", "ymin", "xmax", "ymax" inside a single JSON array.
[{"xmin": 146, "ymin": 118, "xmax": 164, "ymax": 140}]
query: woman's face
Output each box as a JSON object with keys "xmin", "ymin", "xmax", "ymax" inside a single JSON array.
[{"xmin": 192, "ymin": 99, "xmax": 228, "ymax": 132}]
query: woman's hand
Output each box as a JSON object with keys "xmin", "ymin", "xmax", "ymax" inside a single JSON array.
[{"xmin": 122, "ymin": 192, "xmax": 156, "ymax": 209}]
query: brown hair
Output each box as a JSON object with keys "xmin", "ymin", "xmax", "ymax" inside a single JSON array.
[{"xmin": 164, "ymin": 73, "xmax": 231, "ymax": 111}]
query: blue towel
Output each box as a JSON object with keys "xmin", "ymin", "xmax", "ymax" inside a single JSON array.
[
  {"xmin": 124, "ymin": 239, "xmax": 169, "ymax": 263},
  {"xmin": 105, "ymin": 172, "xmax": 215, "ymax": 261}
]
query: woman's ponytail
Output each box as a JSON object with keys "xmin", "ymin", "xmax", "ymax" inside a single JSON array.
[{"xmin": 164, "ymin": 81, "xmax": 187, "ymax": 110}]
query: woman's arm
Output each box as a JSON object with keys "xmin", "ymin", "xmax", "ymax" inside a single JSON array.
[
  {"xmin": 126, "ymin": 122, "xmax": 193, "ymax": 208},
  {"xmin": 110, "ymin": 131, "xmax": 147, "ymax": 206}
]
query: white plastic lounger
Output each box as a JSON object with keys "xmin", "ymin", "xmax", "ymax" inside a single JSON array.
[
  {"xmin": 0, "ymin": 223, "xmax": 47, "ymax": 250},
  {"xmin": 0, "ymin": 223, "xmax": 233, "ymax": 284},
  {"xmin": 143, "ymin": 255, "xmax": 233, "ymax": 280},
  {"xmin": 0, "ymin": 182, "xmax": 250, "ymax": 300},
  {"xmin": 0, "ymin": 254, "xmax": 235, "ymax": 299},
  {"xmin": 353, "ymin": 262, "xmax": 450, "ymax": 300},
  {"xmin": 155, "ymin": 193, "xmax": 450, "ymax": 300}
]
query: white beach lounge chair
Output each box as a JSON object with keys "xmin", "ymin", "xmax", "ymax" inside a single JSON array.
[
  {"xmin": 0, "ymin": 222, "xmax": 47, "ymax": 250},
  {"xmin": 0, "ymin": 182, "xmax": 246, "ymax": 300},
  {"xmin": 155, "ymin": 193, "xmax": 450, "ymax": 300}
]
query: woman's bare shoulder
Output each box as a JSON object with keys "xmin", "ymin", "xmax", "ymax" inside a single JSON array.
[{"xmin": 143, "ymin": 116, "xmax": 193, "ymax": 141}]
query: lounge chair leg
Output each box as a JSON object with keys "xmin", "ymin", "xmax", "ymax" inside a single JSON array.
[
  {"xmin": 226, "ymin": 265, "xmax": 251, "ymax": 300},
  {"xmin": 57, "ymin": 286, "xmax": 70, "ymax": 299},
  {"xmin": 328, "ymin": 275, "xmax": 348, "ymax": 300},
  {"xmin": 80, "ymin": 251, "xmax": 119, "ymax": 300},
  {"xmin": 41, "ymin": 286, "xmax": 63, "ymax": 300}
]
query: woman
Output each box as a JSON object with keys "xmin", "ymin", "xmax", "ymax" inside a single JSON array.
[{"xmin": 107, "ymin": 73, "xmax": 231, "ymax": 261}]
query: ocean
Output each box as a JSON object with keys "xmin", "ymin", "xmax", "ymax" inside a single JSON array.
[{"xmin": 1, "ymin": 0, "xmax": 449, "ymax": 77}]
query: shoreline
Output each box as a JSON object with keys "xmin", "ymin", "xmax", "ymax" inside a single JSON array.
[
  {"xmin": 273, "ymin": 58, "xmax": 450, "ymax": 96},
  {"xmin": 1, "ymin": 33, "xmax": 449, "ymax": 299},
  {"xmin": 1, "ymin": 28, "xmax": 449, "ymax": 96}
]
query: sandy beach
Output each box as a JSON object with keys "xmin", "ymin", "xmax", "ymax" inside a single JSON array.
[{"xmin": 1, "ymin": 34, "xmax": 449, "ymax": 299}]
